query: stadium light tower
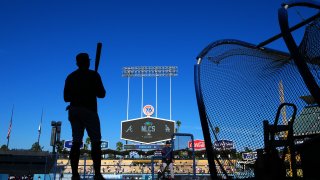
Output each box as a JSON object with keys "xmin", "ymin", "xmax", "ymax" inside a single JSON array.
[{"xmin": 122, "ymin": 66, "xmax": 178, "ymax": 120}]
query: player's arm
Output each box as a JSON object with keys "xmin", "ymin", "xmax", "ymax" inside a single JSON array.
[
  {"xmin": 96, "ymin": 73, "xmax": 106, "ymax": 98},
  {"xmin": 64, "ymin": 77, "xmax": 72, "ymax": 102}
]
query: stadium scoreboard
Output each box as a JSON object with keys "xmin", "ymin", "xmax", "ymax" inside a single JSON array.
[{"xmin": 121, "ymin": 117, "xmax": 175, "ymax": 144}]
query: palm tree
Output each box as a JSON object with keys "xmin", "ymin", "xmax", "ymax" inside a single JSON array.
[
  {"xmin": 31, "ymin": 142, "xmax": 43, "ymax": 152},
  {"xmin": 56, "ymin": 140, "xmax": 64, "ymax": 153},
  {"xmin": 85, "ymin": 137, "xmax": 91, "ymax": 150},
  {"xmin": 116, "ymin": 141, "xmax": 123, "ymax": 151},
  {"xmin": 176, "ymin": 120, "xmax": 181, "ymax": 132},
  {"xmin": 176, "ymin": 120, "xmax": 181, "ymax": 150},
  {"xmin": 0, "ymin": 144, "xmax": 9, "ymax": 151},
  {"xmin": 214, "ymin": 126, "xmax": 220, "ymax": 140}
]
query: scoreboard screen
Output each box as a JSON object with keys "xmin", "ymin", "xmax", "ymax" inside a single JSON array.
[{"xmin": 121, "ymin": 117, "xmax": 175, "ymax": 144}]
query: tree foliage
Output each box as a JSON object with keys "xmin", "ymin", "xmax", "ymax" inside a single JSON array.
[
  {"xmin": 84, "ymin": 137, "xmax": 91, "ymax": 150},
  {"xmin": 0, "ymin": 144, "xmax": 9, "ymax": 151},
  {"xmin": 31, "ymin": 142, "xmax": 43, "ymax": 152},
  {"xmin": 116, "ymin": 141, "xmax": 123, "ymax": 151},
  {"xmin": 214, "ymin": 126, "xmax": 220, "ymax": 139},
  {"xmin": 56, "ymin": 140, "xmax": 65, "ymax": 153},
  {"xmin": 176, "ymin": 120, "xmax": 181, "ymax": 132}
]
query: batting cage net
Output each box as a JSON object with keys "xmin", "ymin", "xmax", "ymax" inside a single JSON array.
[{"xmin": 194, "ymin": 2, "xmax": 320, "ymax": 179}]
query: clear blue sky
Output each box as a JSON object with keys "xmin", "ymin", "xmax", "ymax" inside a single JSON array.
[{"xmin": 0, "ymin": 0, "xmax": 315, "ymax": 151}]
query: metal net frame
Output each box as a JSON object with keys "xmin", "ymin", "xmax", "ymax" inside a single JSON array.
[{"xmin": 194, "ymin": 1, "xmax": 320, "ymax": 179}]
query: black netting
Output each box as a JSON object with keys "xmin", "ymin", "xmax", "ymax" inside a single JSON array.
[
  {"xmin": 196, "ymin": 30, "xmax": 320, "ymax": 178},
  {"xmin": 299, "ymin": 18, "xmax": 320, "ymax": 84},
  {"xmin": 194, "ymin": 2, "xmax": 320, "ymax": 177}
]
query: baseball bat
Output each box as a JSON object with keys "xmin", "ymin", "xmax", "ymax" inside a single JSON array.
[{"xmin": 95, "ymin": 42, "xmax": 102, "ymax": 72}]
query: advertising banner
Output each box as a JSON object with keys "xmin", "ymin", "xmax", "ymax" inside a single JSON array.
[
  {"xmin": 101, "ymin": 140, "xmax": 109, "ymax": 150},
  {"xmin": 124, "ymin": 144, "xmax": 164, "ymax": 150},
  {"xmin": 188, "ymin": 139, "xmax": 206, "ymax": 151},
  {"xmin": 242, "ymin": 152, "xmax": 257, "ymax": 160},
  {"xmin": 64, "ymin": 140, "xmax": 84, "ymax": 149},
  {"xmin": 213, "ymin": 140, "xmax": 235, "ymax": 151}
]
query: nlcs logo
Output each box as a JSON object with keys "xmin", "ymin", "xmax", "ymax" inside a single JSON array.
[{"xmin": 143, "ymin": 105, "xmax": 154, "ymax": 117}]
